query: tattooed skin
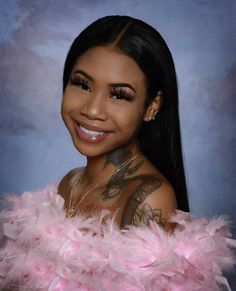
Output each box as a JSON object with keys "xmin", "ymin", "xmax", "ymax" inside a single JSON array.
[
  {"xmin": 120, "ymin": 175, "xmax": 162, "ymax": 228},
  {"xmin": 103, "ymin": 146, "xmax": 132, "ymax": 169},
  {"xmin": 100, "ymin": 147, "xmax": 164, "ymax": 228},
  {"xmin": 132, "ymin": 204, "xmax": 166, "ymax": 227},
  {"xmin": 102, "ymin": 147, "xmax": 144, "ymax": 200}
]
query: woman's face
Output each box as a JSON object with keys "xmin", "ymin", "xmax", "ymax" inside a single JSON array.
[{"xmin": 61, "ymin": 45, "xmax": 151, "ymax": 157}]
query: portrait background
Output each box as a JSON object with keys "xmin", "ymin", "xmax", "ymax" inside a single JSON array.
[{"xmin": 0, "ymin": 0, "xmax": 235, "ymax": 285}]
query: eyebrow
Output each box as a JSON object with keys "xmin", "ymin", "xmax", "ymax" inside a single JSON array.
[{"xmin": 73, "ymin": 69, "xmax": 136, "ymax": 93}]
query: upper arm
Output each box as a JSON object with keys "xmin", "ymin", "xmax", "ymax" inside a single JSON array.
[{"xmin": 131, "ymin": 182, "xmax": 177, "ymax": 232}]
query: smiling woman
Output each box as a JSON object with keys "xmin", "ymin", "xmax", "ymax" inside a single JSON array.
[
  {"xmin": 58, "ymin": 16, "xmax": 189, "ymax": 232},
  {"xmin": 60, "ymin": 35, "xmax": 179, "ymax": 231},
  {"xmin": 62, "ymin": 46, "xmax": 149, "ymax": 157},
  {"xmin": 0, "ymin": 15, "xmax": 235, "ymax": 291}
]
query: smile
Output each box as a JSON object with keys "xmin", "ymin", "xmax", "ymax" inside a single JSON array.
[
  {"xmin": 80, "ymin": 125, "xmax": 106, "ymax": 137},
  {"xmin": 74, "ymin": 122, "xmax": 112, "ymax": 143}
]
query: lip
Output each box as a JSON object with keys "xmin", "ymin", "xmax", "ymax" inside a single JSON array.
[
  {"xmin": 78, "ymin": 121, "xmax": 110, "ymax": 133},
  {"xmin": 73, "ymin": 120, "xmax": 112, "ymax": 143}
]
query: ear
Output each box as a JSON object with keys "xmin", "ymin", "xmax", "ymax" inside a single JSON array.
[{"xmin": 143, "ymin": 91, "xmax": 163, "ymax": 122}]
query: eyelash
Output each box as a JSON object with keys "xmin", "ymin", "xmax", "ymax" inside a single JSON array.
[
  {"xmin": 70, "ymin": 76, "xmax": 134, "ymax": 101},
  {"xmin": 110, "ymin": 88, "xmax": 134, "ymax": 101},
  {"xmin": 70, "ymin": 76, "xmax": 91, "ymax": 91}
]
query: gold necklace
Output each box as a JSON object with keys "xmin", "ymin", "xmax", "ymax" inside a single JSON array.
[{"xmin": 67, "ymin": 151, "xmax": 141, "ymax": 218}]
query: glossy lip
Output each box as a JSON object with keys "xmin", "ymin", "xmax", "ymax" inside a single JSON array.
[
  {"xmin": 78, "ymin": 120, "xmax": 111, "ymax": 133},
  {"xmin": 73, "ymin": 120, "xmax": 112, "ymax": 143}
]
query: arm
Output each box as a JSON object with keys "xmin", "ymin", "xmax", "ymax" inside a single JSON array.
[{"xmin": 122, "ymin": 180, "xmax": 177, "ymax": 233}]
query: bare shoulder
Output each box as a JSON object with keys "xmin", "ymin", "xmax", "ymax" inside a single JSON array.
[
  {"xmin": 121, "ymin": 173, "xmax": 177, "ymax": 232},
  {"xmin": 58, "ymin": 167, "xmax": 83, "ymax": 197},
  {"xmin": 133, "ymin": 180, "xmax": 177, "ymax": 232},
  {"xmin": 144, "ymin": 181, "xmax": 177, "ymax": 212}
]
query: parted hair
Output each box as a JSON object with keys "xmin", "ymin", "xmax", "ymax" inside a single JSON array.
[{"xmin": 63, "ymin": 15, "xmax": 189, "ymax": 212}]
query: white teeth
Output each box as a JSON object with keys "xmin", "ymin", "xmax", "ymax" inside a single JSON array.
[{"xmin": 80, "ymin": 125, "xmax": 105, "ymax": 136}]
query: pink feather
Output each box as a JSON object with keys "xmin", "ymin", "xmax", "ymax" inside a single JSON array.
[{"xmin": 0, "ymin": 184, "xmax": 235, "ymax": 290}]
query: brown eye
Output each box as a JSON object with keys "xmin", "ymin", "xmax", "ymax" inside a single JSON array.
[
  {"xmin": 79, "ymin": 82, "xmax": 90, "ymax": 91},
  {"xmin": 111, "ymin": 88, "xmax": 134, "ymax": 102},
  {"xmin": 70, "ymin": 76, "xmax": 92, "ymax": 92}
]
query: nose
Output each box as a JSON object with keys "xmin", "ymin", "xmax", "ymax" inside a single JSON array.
[{"xmin": 81, "ymin": 91, "xmax": 107, "ymax": 121}]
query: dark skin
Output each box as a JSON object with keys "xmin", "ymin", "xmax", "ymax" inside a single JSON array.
[
  {"xmin": 58, "ymin": 147, "xmax": 177, "ymax": 232},
  {"xmin": 59, "ymin": 46, "xmax": 177, "ymax": 232}
]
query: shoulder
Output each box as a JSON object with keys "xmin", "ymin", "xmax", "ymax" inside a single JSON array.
[
  {"xmin": 58, "ymin": 167, "xmax": 84, "ymax": 197},
  {"xmin": 142, "ymin": 180, "xmax": 177, "ymax": 213},
  {"xmin": 122, "ymin": 175, "xmax": 177, "ymax": 232}
]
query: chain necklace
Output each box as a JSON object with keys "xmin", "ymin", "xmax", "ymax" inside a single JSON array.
[{"xmin": 67, "ymin": 151, "xmax": 141, "ymax": 218}]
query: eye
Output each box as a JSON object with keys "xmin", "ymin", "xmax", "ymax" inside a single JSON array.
[
  {"xmin": 111, "ymin": 88, "xmax": 134, "ymax": 102},
  {"xmin": 70, "ymin": 76, "xmax": 92, "ymax": 92}
]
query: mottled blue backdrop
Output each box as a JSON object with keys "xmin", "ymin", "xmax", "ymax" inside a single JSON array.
[{"xmin": 0, "ymin": 0, "xmax": 235, "ymax": 284}]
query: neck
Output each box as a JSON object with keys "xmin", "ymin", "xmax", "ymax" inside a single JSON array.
[{"xmin": 83, "ymin": 141, "xmax": 141, "ymax": 186}]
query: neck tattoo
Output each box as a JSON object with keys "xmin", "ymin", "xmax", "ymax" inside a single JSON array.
[{"xmin": 67, "ymin": 151, "xmax": 141, "ymax": 218}]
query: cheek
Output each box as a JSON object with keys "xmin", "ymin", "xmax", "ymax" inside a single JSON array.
[
  {"xmin": 61, "ymin": 99, "xmax": 70, "ymax": 123},
  {"xmin": 60, "ymin": 95, "xmax": 78, "ymax": 125},
  {"xmin": 61, "ymin": 91, "xmax": 79, "ymax": 114},
  {"xmin": 112, "ymin": 104, "xmax": 144, "ymax": 132}
]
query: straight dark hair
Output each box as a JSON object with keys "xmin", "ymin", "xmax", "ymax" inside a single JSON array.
[{"xmin": 63, "ymin": 15, "xmax": 189, "ymax": 212}]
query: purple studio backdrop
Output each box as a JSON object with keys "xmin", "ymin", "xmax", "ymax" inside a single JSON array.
[{"xmin": 0, "ymin": 0, "xmax": 235, "ymax": 285}]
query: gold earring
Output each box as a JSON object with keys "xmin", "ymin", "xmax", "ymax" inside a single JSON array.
[
  {"xmin": 153, "ymin": 109, "xmax": 160, "ymax": 119},
  {"xmin": 150, "ymin": 110, "xmax": 159, "ymax": 121}
]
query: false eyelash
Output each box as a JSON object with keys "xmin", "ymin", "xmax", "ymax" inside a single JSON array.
[
  {"xmin": 111, "ymin": 88, "xmax": 134, "ymax": 101},
  {"xmin": 70, "ymin": 76, "xmax": 90, "ymax": 89}
]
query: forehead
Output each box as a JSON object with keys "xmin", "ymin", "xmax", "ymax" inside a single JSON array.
[{"xmin": 73, "ymin": 46, "xmax": 146, "ymax": 89}]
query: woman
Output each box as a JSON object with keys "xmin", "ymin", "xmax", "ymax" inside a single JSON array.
[
  {"xmin": 0, "ymin": 15, "xmax": 235, "ymax": 291},
  {"xmin": 58, "ymin": 15, "xmax": 188, "ymax": 231}
]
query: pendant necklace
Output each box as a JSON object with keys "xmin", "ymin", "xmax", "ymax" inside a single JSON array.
[{"xmin": 67, "ymin": 151, "xmax": 141, "ymax": 218}]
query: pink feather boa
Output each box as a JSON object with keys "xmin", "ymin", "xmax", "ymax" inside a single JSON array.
[{"xmin": 0, "ymin": 184, "xmax": 235, "ymax": 290}]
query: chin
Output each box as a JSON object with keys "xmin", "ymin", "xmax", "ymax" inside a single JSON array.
[
  {"xmin": 71, "ymin": 139, "xmax": 110, "ymax": 158},
  {"xmin": 72, "ymin": 138, "xmax": 135, "ymax": 159}
]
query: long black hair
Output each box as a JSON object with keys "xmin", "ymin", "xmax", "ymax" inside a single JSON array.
[{"xmin": 63, "ymin": 15, "xmax": 189, "ymax": 212}]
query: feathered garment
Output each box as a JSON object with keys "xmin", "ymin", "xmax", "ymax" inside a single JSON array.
[{"xmin": 0, "ymin": 184, "xmax": 235, "ymax": 291}]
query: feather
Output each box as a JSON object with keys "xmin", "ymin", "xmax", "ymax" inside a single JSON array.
[{"xmin": 0, "ymin": 184, "xmax": 235, "ymax": 291}]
